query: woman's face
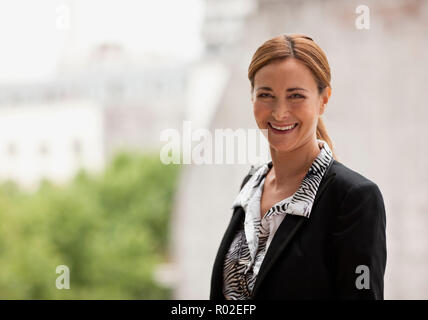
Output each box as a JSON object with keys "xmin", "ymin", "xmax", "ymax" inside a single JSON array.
[{"xmin": 251, "ymin": 58, "xmax": 330, "ymax": 153}]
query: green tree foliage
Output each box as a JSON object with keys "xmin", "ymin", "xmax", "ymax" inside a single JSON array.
[{"xmin": 0, "ymin": 152, "xmax": 181, "ymax": 299}]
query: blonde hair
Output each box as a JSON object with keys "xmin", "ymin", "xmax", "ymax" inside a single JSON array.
[{"xmin": 248, "ymin": 33, "xmax": 337, "ymax": 160}]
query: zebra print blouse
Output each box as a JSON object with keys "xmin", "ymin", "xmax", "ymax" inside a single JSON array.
[{"xmin": 222, "ymin": 139, "xmax": 334, "ymax": 300}]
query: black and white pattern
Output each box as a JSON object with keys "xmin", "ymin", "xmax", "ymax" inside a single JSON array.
[{"xmin": 223, "ymin": 139, "xmax": 333, "ymax": 300}]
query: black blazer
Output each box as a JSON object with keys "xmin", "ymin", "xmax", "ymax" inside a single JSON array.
[{"xmin": 210, "ymin": 159, "xmax": 387, "ymax": 300}]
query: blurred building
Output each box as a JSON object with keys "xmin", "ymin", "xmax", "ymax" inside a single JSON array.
[
  {"xmin": 0, "ymin": 44, "xmax": 188, "ymax": 189},
  {"xmin": 0, "ymin": 101, "xmax": 104, "ymax": 189},
  {"xmin": 170, "ymin": 0, "xmax": 428, "ymax": 300}
]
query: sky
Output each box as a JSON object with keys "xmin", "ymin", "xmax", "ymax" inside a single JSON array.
[{"xmin": 0, "ymin": 0, "xmax": 204, "ymax": 84}]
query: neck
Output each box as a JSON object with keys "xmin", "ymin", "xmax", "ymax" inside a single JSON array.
[{"xmin": 268, "ymin": 137, "xmax": 321, "ymax": 189}]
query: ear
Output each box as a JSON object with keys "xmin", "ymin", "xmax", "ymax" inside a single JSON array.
[
  {"xmin": 319, "ymin": 87, "xmax": 331, "ymax": 115},
  {"xmin": 319, "ymin": 103, "xmax": 326, "ymax": 116}
]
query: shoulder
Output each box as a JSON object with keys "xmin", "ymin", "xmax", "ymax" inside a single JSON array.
[
  {"xmin": 328, "ymin": 159, "xmax": 385, "ymax": 209},
  {"xmin": 330, "ymin": 159, "xmax": 380, "ymax": 192}
]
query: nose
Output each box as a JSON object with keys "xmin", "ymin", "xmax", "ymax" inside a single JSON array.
[{"xmin": 271, "ymin": 98, "xmax": 291, "ymax": 120}]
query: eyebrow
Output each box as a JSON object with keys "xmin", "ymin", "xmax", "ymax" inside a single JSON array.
[{"xmin": 256, "ymin": 86, "xmax": 308, "ymax": 92}]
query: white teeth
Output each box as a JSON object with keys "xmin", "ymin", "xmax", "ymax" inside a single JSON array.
[{"xmin": 271, "ymin": 123, "xmax": 297, "ymax": 131}]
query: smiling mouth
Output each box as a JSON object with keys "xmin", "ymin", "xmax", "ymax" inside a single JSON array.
[{"xmin": 268, "ymin": 122, "xmax": 298, "ymax": 131}]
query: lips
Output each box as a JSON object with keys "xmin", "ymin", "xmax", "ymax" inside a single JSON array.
[
  {"xmin": 270, "ymin": 122, "xmax": 298, "ymax": 130},
  {"xmin": 268, "ymin": 122, "xmax": 298, "ymax": 134}
]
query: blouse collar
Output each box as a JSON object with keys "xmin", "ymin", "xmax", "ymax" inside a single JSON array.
[{"xmin": 231, "ymin": 139, "xmax": 333, "ymax": 218}]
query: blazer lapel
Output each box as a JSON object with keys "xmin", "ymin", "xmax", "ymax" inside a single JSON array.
[
  {"xmin": 210, "ymin": 206, "xmax": 245, "ymax": 298},
  {"xmin": 251, "ymin": 160, "xmax": 337, "ymax": 298}
]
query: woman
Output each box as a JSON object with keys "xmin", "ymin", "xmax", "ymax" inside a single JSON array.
[{"xmin": 210, "ymin": 34, "xmax": 387, "ymax": 300}]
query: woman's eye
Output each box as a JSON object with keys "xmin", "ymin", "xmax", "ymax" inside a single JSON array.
[
  {"xmin": 258, "ymin": 93, "xmax": 272, "ymax": 98},
  {"xmin": 289, "ymin": 93, "xmax": 305, "ymax": 99}
]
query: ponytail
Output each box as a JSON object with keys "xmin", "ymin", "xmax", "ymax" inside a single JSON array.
[{"xmin": 316, "ymin": 117, "xmax": 338, "ymax": 161}]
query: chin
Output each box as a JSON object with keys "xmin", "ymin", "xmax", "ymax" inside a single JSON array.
[{"xmin": 268, "ymin": 141, "xmax": 297, "ymax": 153}]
